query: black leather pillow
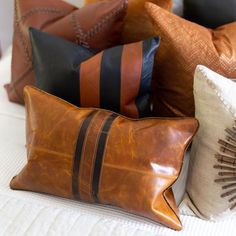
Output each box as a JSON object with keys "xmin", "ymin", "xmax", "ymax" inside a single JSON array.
[
  {"xmin": 30, "ymin": 28, "xmax": 95, "ymax": 106},
  {"xmin": 30, "ymin": 28, "xmax": 160, "ymax": 118},
  {"xmin": 184, "ymin": 0, "xmax": 236, "ymax": 28}
]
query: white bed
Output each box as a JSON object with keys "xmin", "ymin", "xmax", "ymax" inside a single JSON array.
[{"xmin": 0, "ymin": 49, "xmax": 236, "ymax": 236}]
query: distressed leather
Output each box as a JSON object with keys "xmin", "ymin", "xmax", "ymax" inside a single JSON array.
[
  {"xmin": 146, "ymin": 3, "xmax": 236, "ymax": 117},
  {"xmin": 30, "ymin": 28, "xmax": 160, "ymax": 118},
  {"xmin": 10, "ymin": 86, "xmax": 198, "ymax": 231},
  {"xmin": 184, "ymin": 0, "xmax": 236, "ymax": 28},
  {"xmin": 5, "ymin": 0, "xmax": 127, "ymax": 104},
  {"xmin": 84, "ymin": 0, "xmax": 172, "ymax": 43}
]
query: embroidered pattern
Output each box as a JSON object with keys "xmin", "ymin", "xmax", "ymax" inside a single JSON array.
[
  {"xmin": 14, "ymin": 0, "xmax": 71, "ymax": 62},
  {"xmin": 9, "ymin": 0, "xmax": 128, "ymax": 99},
  {"xmin": 214, "ymin": 121, "xmax": 236, "ymax": 210},
  {"xmin": 8, "ymin": 1, "xmax": 72, "ymax": 97},
  {"xmin": 71, "ymin": 0, "xmax": 127, "ymax": 48}
]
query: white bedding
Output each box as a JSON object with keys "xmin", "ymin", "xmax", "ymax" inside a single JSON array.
[{"xmin": 0, "ymin": 50, "xmax": 236, "ymax": 236}]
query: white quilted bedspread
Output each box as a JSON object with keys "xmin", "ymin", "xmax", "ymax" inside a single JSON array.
[{"xmin": 1, "ymin": 50, "xmax": 236, "ymax": 236}]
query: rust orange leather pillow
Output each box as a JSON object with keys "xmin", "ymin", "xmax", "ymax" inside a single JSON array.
[
  {"xmin": 145, "ymin": 3, "xmax": 236, "ymax": 117},
  {"xmin": 10, "ymin": 86, "xmax": 198, "ymax": 230},
  {"xmin": 84, "ymin": 0, "xmax": 172, "ymax": 43},
  {"xmin": 5, "ymin": 0, "xmax": 127, "ymax": 104}
]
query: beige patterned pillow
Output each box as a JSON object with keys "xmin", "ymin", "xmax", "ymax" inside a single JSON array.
[{"xmin": 186, "ymin": 65, "xmax": 236, "ymax": 219}]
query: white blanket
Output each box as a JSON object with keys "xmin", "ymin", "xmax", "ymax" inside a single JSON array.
[{"xmin": 0, "ymin": 50, "xmax": 235, "ymax": 236}]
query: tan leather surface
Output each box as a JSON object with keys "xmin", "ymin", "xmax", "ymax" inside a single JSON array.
[
  {"xmin": 120, "ymin": 42, "xmax": 142, "ymax": 117},
  {"xmin": 146, "ymin": 3, "xmax": 236, "ymax": 117},
  {"xmin": 84, "ymin": 0, "xmax": 172, "ymax": 43},
  {"xmin": 80, "ymin": 52, "xmax": 102, "ymax": 108},
  {"xmin": 10, "ymin": 86, "xmax": 198, "ymax": 230},
  {"xmin": 6, "ymin": 0, "xmax": 127, "ymax": 104}
]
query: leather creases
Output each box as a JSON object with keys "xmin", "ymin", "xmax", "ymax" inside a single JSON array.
[{"xmin": 10, "ymin": 86, "xmax": 198, "ymax": 230}]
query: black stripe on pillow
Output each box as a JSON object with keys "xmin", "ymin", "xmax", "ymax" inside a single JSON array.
[
  {"xmin": 72, "ymin": 111, "xmax": 97, "ymax": 200},
  {"xmin": 100, "ymin": 46, "xmax": 123, "ymax": 113},
  {"xmin": 92, "ymin": 113, "xmax": 118, "ymax": 202}
]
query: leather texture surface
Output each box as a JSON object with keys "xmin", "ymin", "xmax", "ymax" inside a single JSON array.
[
  {"xmin": 146, "ymin": 3, "xmax": 236, "ymax": 117},
  {"xmin": 5, "ymin": 0, "xmax": 128, "ymax": 104},
  {"xmin": 184, "ymin": 0, "xmax": 236, "ymax": 28},
  {"xmin": 2, "ymin": 47, "xmax": 236, "ymax": 236},
  {"xmin": 31, "ymin": 28, "xmax": 160, "ymax": 118},
  {"xmin": 84, "ymin": 0, "xmax": 172, "ymax": 43},
  {"xmin": 10, "ymin": 86, "xmax": 198, "ymax": 231}
]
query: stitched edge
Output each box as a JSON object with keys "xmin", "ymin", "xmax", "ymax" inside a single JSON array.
[
  {"xmin": 9, "ymin": 2, "xmax": 72, "ymax": 96},
  {"xmin": 7, "ymin": 66, "xmax": 33, "ymax": 100},
  {"xmin": 17, "ymin": 7, "xmax": 70, "ymax": 23},
  {"xmin": 10, "ymin": 1, "xmax": 128, "ymax": 95},
  {"xmin": 71, "ymin": 12, "xmax": 88, "ymax": 47},
  {"xmin": 15, "ymin": 1, "xmax": 28, "ymax": 60},
  {"xmin": 73, "ymin": 0, "xmax": 128, "ymax": 47},
  {"xmin": 14, "ymin": 0, "xmax": 31, "ymax": 62},
  {"xmin": 84, "ymin": 1, "xmax": 128, "ymax": 43},
  {"xmin": 14, "ymin": 23, "xmax": 31, "ymax": 62},
  {"xmin": 195, "ymin": 66, "xmax": 236, "ymax": 118},
  {"xmin": 15, "ymin": 6, "xmax": 71, "ymax": 60}
]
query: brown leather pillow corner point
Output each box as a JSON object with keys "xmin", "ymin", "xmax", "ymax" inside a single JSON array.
[
  {"xmin": 84, "ymin": 0, "xmax": 173, "ymax": 43},
  {"xmin": 145, "ymin": 2, "xmax": 236, "ymax": 117},
  {"xmin": 10, "ymin": 86, "xmax": 198, "ymax": 231},
  {"xmin": 6, "ymin": 0, "xmax": 128, "ymax": 104}
]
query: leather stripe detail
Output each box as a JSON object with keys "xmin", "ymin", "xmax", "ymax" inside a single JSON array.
[
  {"xmin": 78, "ymin": 111, "xmax": 111, "ymax": 202},
  {"xmin": 136, "ymin": 37, "xmax": 160, "ymax": 117},
  {"xmin": 120, "ymin": 42, "xmax": 142, "ymax": 118},
  {"xmin": 100, "ymin": 46, "xmax": 123, "ymax": 113},
  {"xmin": 80, "ymin": 52, "xmax": 103, "ymax": 108},
  {"xmin": 92, "ymin": 113, "xmax": 118, "ymax": 202},
  {"xmin": 72, "ymin": 111, "xmax": 97, "ymax": 200}
]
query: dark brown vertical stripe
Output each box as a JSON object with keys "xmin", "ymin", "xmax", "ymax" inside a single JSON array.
[
  {"xmin": 79, "ymin": 111, "xmax": 111, "ymax": 202},
  {"xmin": 120, "ymin": 42, "xmax": 142, "ymax": 118},
  {"xmin": 80, "ymin": 52, "xmax": 103, "ymax": 108},
  {"xmin": 92, "ymin": 113, "xmax": 118, "ymax": 202},
  {"xmin": 72, "ymin": 110, "xmax": 97, "ymax": 200},
  {"xmin": 100, "ymin": 46, "xmax": 123, "ymax": 113}
]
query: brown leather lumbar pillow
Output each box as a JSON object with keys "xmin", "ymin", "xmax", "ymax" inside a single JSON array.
[
  {"xmin": 145, "ymin": 3, "xmax": 236, "ymax": 117},
  {"xmin": 10, "ymin": 86, "xmax": 198, "ymax": 230},
  {"xmin": 84, "ymin": 0, "xmax": 172, "ymax": 43},
  {"xmin": 5, "ymin": 0, "xmax": 128, "ymax": 104}
]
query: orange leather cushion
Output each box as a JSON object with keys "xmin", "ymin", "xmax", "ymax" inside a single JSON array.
[
  {"xmin": 10, "ymin": 86, "xmax": 198, "ymax": 230},
  {"xmin": 6, "ymin": 0, "xmax": 127, "ymax": 104},
  {"xmin": 84, "ymin": 0, "xmax": 173, "ymax": 43},
  {"xmin": 146, "ymin": 3, "xmax": 236, "ymax": 117}
]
